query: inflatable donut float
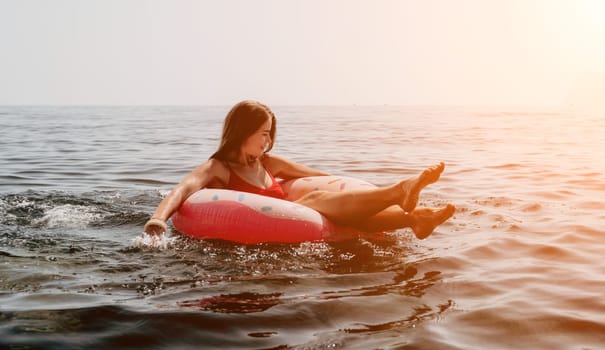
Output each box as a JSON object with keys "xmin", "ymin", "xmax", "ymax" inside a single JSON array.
[{"xmin": 171, "ymin": 176, "xmax": 377, "ymax": 244}]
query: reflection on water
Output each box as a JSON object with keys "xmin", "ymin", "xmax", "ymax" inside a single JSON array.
[
  {"xmin": 179, "ymin": 292, "xmax": 283, "ymax": 313},
  {"xmin": 1, "ymin": 106, "xmax": 605, "ymax": 349}
]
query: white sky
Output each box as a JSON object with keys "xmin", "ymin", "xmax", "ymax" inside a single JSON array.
[{"xmin": 1, "ymin": 0, "xmax": 604, "ymax": 106}]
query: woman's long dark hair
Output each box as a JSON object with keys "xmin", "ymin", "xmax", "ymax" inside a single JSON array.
[{"xmin": 210, "ymin": 100, "xmax": 276, "ymax": 162}]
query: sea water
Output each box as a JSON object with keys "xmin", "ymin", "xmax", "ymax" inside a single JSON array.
[{"xmin": 1, "ymin": 106, "xmax": 604, "ymax": 349}]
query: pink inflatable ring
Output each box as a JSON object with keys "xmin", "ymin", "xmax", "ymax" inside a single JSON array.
[{"xmin": 172, "ymin": 176, "xmax": 377, "ymax": 244}]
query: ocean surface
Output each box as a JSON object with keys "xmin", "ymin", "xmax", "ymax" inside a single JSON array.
[{"xmin": 1, "ymin": 105, "xmax": 604, "ymax": 349}]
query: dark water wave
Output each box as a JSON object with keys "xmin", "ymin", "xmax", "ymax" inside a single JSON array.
[{"xmin": 0, "ymin": 255, "xmax": 449, "ymax": 350}]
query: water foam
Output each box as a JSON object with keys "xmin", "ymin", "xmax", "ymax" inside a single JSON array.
[
  {"xmin": 0, "ymin": 198, "xmax": 13, "ymax": 222},
  {"xmin": 132, "ymin": 232, "xmax": 177, "ymax": 250},
  {"xmin": 32, "ymin": 204, "xmax": 105, "ymax": 228}
]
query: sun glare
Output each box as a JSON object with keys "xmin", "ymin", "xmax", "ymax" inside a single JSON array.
[
  {"xmin": 576, "ymin": 1, "xmax": 605, "ymax": 34},
  {"xmin": 541, "ymin": 1, "xmax": 605, "ymax": 116}
]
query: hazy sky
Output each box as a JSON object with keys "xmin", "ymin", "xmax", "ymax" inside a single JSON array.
[{"xmin": 1, "ymin": 0, "xmax": 604, "ymax": 106}]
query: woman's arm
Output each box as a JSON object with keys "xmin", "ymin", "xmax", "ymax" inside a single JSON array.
[
  {"xmin": 144, "ymin": 159, "xmax": 228, "ymax": 235},
  {"xmin": 264, "ymin": 154, "xmax": 330, "ymax": 180}
]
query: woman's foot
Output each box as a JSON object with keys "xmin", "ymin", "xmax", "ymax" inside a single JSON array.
[
  {"xmin": 410, "ymin": 204, "xmax": 455, "ymax": 240},
  {"xmin": 399, "ymin": 162, "xmax": 445, "ymax": 212}
]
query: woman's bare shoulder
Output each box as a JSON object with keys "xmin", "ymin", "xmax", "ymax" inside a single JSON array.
[
  {"xmin": 208, "ymin": 158, "xmax": 229, "ymax": 170},
  {"xmin": 190, "ymin": 158, "xmax": 230, "ymax": 184},
  {"xmin": 262, "ymin": 153, "xmax": 288, "ymax": 170}
]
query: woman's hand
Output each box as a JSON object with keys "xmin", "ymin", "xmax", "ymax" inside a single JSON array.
[{"xmin": 144, "ymin": 218, "xmax": 168, "ymax": 235}]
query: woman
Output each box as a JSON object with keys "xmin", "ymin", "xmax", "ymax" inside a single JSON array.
[{"xmin": 144, "ymin": 100, "xmax": 455, "ymax": 239}]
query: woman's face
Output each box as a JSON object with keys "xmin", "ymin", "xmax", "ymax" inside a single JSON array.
[{"xmin": 241, "ymin": 118, "xmax": 272, "ymax": 160}]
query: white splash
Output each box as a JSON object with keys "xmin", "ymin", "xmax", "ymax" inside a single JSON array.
[
  {"xmin": 33, "ymin": 204, "xmax": 104, "ymax": 228},
  {"xmin": 132, "ymin": 232, "xmax": 177, "ymax": 250}
]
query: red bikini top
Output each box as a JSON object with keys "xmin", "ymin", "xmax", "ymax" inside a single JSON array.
[{"xmin": 227, "ymin": 163, "xmax": 287, "ymax": 200}]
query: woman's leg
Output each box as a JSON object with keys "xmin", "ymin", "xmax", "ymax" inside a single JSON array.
[
  {"xmin": 354, "ymin": 204, "xmax": 456, "ymax": 239},
  {"xmin": 294, "ymin": 162, "xmax": 445, "ymax": 224}
]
